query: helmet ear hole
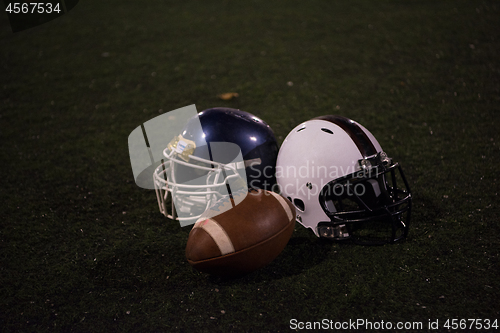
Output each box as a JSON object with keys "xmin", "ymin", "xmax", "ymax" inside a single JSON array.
[{"xmin": 293, "ymin": 198, "xmax": 305, "ymax": 212}]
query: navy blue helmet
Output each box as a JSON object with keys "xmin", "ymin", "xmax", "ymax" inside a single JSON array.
[{"xmin": 154, "ymin": 107, "xmax": 278, "ymax": 224}]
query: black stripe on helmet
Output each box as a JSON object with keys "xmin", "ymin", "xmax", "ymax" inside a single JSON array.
[{"xmin": 313, "ymin": 115, "xmax": 377, "ymax": 158}]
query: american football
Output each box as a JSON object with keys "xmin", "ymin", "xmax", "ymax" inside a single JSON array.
[{"xmin": 185, "ymin": 189, "xmax": 296, "ymax": 277}]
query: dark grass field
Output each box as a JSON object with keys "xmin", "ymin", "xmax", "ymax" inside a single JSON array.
[{"xmin": 1, "ymin": 0, "xmax": 499, "ymax": 331}]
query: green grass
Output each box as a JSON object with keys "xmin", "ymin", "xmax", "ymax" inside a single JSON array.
[{"xmin": 1, "ymin": 0, "xmax": 499, "ymax": 331}]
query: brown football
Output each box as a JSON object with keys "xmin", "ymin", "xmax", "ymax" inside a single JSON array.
[{"xmin": 185, "ymin": 189, "xmax": 296, "ymax": 277}]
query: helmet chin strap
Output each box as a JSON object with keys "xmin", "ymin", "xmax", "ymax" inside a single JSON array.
[{"xmin": 317, "ymin": 224, "xmax": 350, "ymax": 240}]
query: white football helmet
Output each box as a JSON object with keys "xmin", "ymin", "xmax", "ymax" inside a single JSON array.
[{"xmin": 276, "ymin": 115, "xmax": 412, "ymax": 244}]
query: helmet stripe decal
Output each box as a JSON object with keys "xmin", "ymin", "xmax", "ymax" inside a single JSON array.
[
  {"xmin": 194, "ymin": 218, "xmax": 235, "ymax": 255},
  {"xmin": 314, "ymin": 115, "xmax": 377, "ymax": 157}
]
